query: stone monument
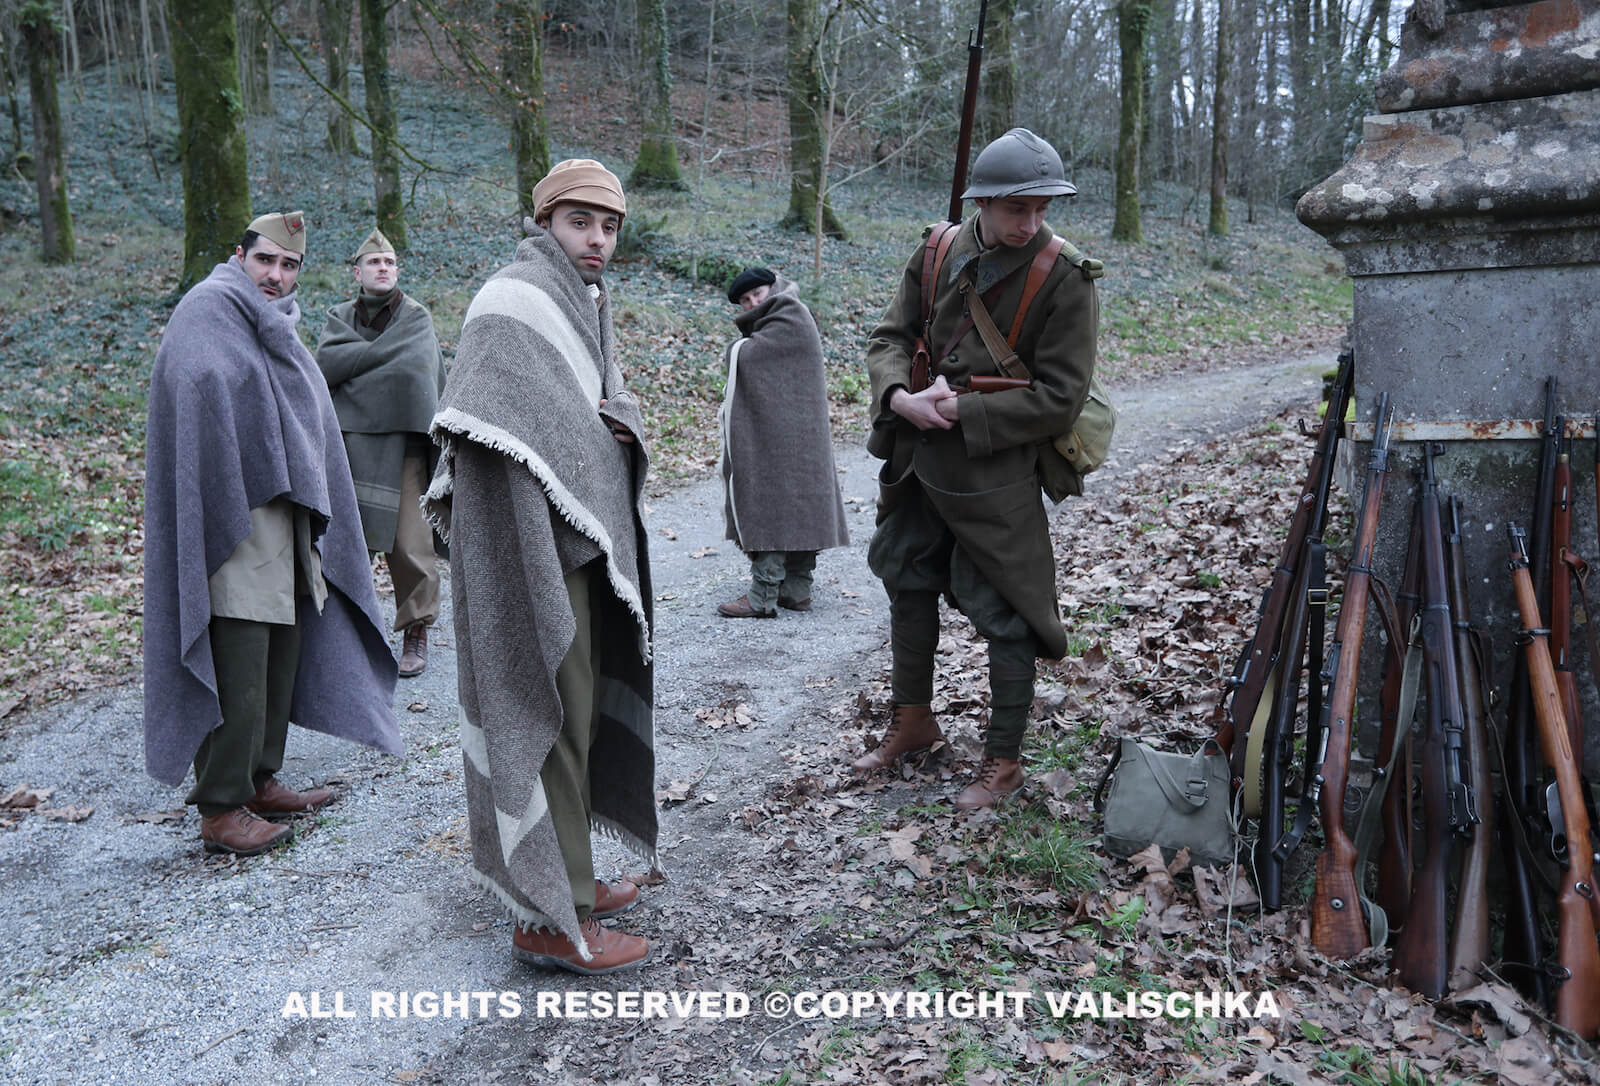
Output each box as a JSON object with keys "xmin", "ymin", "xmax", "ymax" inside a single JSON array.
[{"xmin": 1296, "ymin": 0, "xmax": 1600, "ymax": 762}]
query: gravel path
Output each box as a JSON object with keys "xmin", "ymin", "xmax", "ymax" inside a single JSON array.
[{"xmin": 0, "ymin": 347, "xmax": 1330, "ymax": 1085}]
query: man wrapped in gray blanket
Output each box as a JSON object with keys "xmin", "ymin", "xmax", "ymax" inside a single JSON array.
[{"xmin": 425, "ymin": 160, "xmax": 659, "ymax": 974}]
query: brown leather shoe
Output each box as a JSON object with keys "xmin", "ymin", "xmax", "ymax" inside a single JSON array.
[
  {"xmin": 851, "ymin": 705, "xmax": 944, "ymax": 772},
  {"xmin": 593, "ymin": 878, "xmax": 640, "ymax": 919},
  {"xmin": 777, "ymin": 595, "xmax": 812, "ymax": 612},
  {"xmin": 200, "ymin": 808, "xmax": 293, "ymax": 855},
  {"xmin": 954, "ymin": 756, "xmax": 1025, "ymax": 810},
  {"xmin": 399, "ymin": 622, "xmax": 428, "ymax": 677},
  {"xmin": 513, "ymin": 916, "xmax": 649, "ymax": 975},
  {"xmin": 246, "ymin": 777, "xmax": 335, "ymax": 816},
  {"xmin": 717, "ymin": 595, "xmax": 777, "ymax": 619}
]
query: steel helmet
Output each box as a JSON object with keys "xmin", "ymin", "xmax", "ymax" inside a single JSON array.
[{"xmin": 960, "ymin": 128, "xmax": 1077, "ymax": 200}]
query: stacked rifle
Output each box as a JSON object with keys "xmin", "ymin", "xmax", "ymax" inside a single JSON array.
[{"xmin": 1215, "ymin": 371, "xmax": 1600, "ymax": 1034}]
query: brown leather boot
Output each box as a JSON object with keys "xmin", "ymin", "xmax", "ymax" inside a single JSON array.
[
  {"xmin": 399, "ymin": 622, "xmax": 428, "ymax": 677},
  {"xmin": 954, "ymin": 756, "xmax": 1025, "ymax": 810},
  {"xmin": 200, "ymin": 808, "xmax": 294, "ymax": 855},
  {"xmin": 851, "ymin": 705, "xmax": 944, "ymax": 772},
  {"xmin": 513, "ymin": 916, "xmax": 649, "ymax": 975},
  {"xmin": 593, "ymin": 878, "xmax": 640, "ymax": 919},
  {"xmin": 246, "ymin": 777, "xmax": 335, "ymax": 815},
  {"xmin": 716, "ymin": 595, "xmax": 777, "ymax": 619}
]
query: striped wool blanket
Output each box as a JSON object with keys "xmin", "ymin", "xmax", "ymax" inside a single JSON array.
[{"xmin": 425, "ymin": 224, "xmax": 656, "ymax": 955}]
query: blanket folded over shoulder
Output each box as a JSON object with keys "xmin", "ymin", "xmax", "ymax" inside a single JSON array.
[
  {"xmin": 316, "ymin": 294, "xmax": 445, "ymax": 552},
  {"xmin": 425, "ymin": 227, "xmax": 655, "ymax": 952},
  {"xmin": 142, "ymin": 258, "xmax": 401, "ymax": 786},
  {"xmin": 720, "ymin": 275, "xmax": 849, "ymax": 553}
]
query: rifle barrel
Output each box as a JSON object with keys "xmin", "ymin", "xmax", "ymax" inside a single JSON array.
[{"xmin": 947, "ymin": 0, "xmax": 989, "ymax": 224}]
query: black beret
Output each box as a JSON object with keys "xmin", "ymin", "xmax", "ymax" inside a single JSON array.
[{"xmin": 726, "ymin": 266, "xmax": 777, "ymax": 304}]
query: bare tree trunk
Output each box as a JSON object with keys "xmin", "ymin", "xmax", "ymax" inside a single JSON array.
[
  {"xmin": 1207, "ymin": 0, "xmax": 1229, "ymax": 235},
  {"xmin": 981, "ymin": 0, "xmax": 1016, "ymax": 144},
  {"xmin": 319, "ymin": 0, "xmax": 357, "ymax": 153},
  {"xmin": 1112, "ymin": 0, "xmax": 1148, "ymax": 242},
  {"xmin": 1288, "ymin": 0, "xmax": 1313, "ymax": 190},
  {"xmin": 1236, "ymin": 0, "xmax": 1262, "ymax": 223},
  {"xmin": 170, "ymin": 0, "xmax": 251, "ymax": 286},
  {"xmin": 631, "ymin": 0, "xmax": 684, "ymax": 188},
  {"xmin": 237, "ymin": 2, "xmax": 274, "ymax": 117},
  {"xmin": 360, "ymin": 0, "xmax": 405, "ymax": 248},
  {"xmin": 499, "ymin": 0, "xmax": 549, "ymax": 219},
  {"xmin": 96, "ymin": 0, "xmax": 120, "ymax": 127},
  {"xmin": 19, "ymin": 5, "xmax": 73, "ymax": 263},
  {"xmin": 782, "ymin": 0, "xmax": 843, "ymax": 237},
  {"xmin": 1, "ymin": 15, "xmax": 25, "ymax": 164},
  {"xmin": 1143, "ymin": 0, "xmax": 1178, "ymax": 184},
  {"xmin": 690, "ymin": 0, "xmax": 716, "ymax": 284}
]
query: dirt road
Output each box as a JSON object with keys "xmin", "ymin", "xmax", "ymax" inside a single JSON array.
[{"xmin": 0, "ymin": 349, "xmax": 1329, "ymax": 1085}]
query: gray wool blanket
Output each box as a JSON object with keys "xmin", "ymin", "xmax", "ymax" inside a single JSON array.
[
  {"xmin": 142, "ymin": 258, "xmax": 401, "ymax": 786},
  {"xmin": 316, "ymin": 294, "xmax": 445, "ymax": 552},
  {"xmin": 424, "ymin": 225, "xmax": 655, "ymax": 954},
  {"xmin": 719, "ymin": 275, "xmax": 850, "ymax": 553}
]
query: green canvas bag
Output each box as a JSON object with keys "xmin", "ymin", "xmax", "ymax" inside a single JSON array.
[{"xmin": 1094, "ymin": 738, "xmax": 1236, "ymax": 870}]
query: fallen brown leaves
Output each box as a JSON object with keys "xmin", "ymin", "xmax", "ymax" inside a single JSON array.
[
  {"xmin": 0, "ymin": 783, "xmax": 94, "ymax": 826},
  {"xmin": 737, "ymin": 404, "xmax": 1600, "ymax": 1084}
]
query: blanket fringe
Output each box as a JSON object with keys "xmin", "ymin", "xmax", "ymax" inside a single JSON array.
[
  {"xmin": 431, "ymin": 407, "xmax": 653, "ymax": 665},
  {"xmin": 593, "ymin": 814, "xmax": 663, "ymax": 875},
  {"xmin": 466, "ymin": 868, "xmax": 593, "ymax": 961}
]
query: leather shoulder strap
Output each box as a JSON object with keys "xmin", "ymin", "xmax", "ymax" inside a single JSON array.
[
  {"xmin": 920, "ymin": 221, "xmax": 960, "ymax": 327},
  {"xmin": 1006, "ymin": 233, "xmax": 1067, "ymax": 349}
]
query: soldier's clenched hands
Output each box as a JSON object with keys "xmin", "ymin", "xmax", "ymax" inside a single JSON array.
[{"xmin": 890, "ymin": 375, "xmax": 958, "ymax": 430}]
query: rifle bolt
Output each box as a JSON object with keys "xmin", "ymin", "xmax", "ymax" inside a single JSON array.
[
  {"xmin": 1330, "ymin": 897, "xmax": 1346, "ymax": 911},
  {"xmin": 1579, "ymin": 881, "xmax": 1594, "ymax": 899}
]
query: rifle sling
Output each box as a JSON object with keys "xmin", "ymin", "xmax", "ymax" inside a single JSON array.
[
  {"xmin": 1556, "ymin": 550, "xmax": 1600, "ymax": 841},
  {"xmin": 957, "ymin": 235, "xmax": 1068, "ymax": 382},
  {"xmin": 1268, "ymin": 540, "xmax": 1330, "ymax": 863},
  {"xmin": 911, "ymin": 222, "xmax": 961, "ymax": 393},
  {"xmin": 1272, "ymin": 568, "xmax": 1403, "ymax": 866},
  {"xmin": 1351, "ymin": 616, "xmax": 1427, "ymax": 949},
  {"xmin": 1478, "ymin": 652, "xmax": 1562, "ymax": 903}
]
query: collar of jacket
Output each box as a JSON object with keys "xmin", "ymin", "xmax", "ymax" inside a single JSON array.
[{"xmin": 945, "ymin": 218, "xmax": 1056, "ymax": 295}]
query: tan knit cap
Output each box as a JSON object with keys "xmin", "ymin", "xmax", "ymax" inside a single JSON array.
[
  {"xmin": 351, "ymin": 227, "xmax": 395, "ymax": 262},
  {"xmin": 246, "ymin": 211, "xmax": 308, "ymax": 255},
  {"xmin": 531, "ymin": 159, "xmax": 626, "ymax": 222}
]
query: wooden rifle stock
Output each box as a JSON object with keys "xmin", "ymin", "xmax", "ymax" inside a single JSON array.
[
  {"xmin": 1508, "ymin": 524, "xmax": 1600, "ymax": 1039},
  {"xmin": 1375, "ymin": 504, "xmax": 1422, "ymax": 933},
  {"xmin": 1551, "ymin": 439, "xmax": 1582, "ymax": 748},
  {"xmin": 1497, "ymin": 379, "xmax": 1560, "ymax": 1005},
  {"xmin": 1217, "ymin": 353, "xmax": 1353, "ymax": 764},
  {"xmin": 947, "ymin": 0, "xmax": 989, "ymax": 225},
  {"xmin": 1446, "ymin": 496, "xmax": 1493, "ymax": 989},
  {"xmin": 1392, "ymin": 443, "xmax": 1478, "ymax": 1000},
  {"xmin": 1309, "ymin": 395, "xmax": 1392, "ymax": 959}
]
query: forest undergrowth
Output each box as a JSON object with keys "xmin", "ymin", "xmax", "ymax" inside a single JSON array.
[{"xmin": 0, "ymin": 48, "xmax": 1346, "ymax": 723}]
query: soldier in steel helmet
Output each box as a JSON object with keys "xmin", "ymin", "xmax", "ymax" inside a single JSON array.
[{"xmin": 856, "ymin": 128, "xmax": 1103, "ymax": 810}]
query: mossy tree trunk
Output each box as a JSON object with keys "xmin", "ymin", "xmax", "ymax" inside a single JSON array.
[
  {"xmin": 499, "ymin": 0, "xmax": 549, "ymax": 219},
  {"xmin": 1207, "ymin": 0, "xmax": 1230, "ymax": 236},
  {"xmin": 20, "ymin": 4, "xmax": 74, "ymax": 264},
  {"xmin": 781, "ymin": 0, "xmax": 843, "ymax": 239},
  {"xmin": 1112, "ymin": 0, "xmax": 1149, "ymax": 243},
  {"xmin": 318, "ymin": 0, "xmax": 356, "ymax": 153},
  {"xmin": 980, "ymin": 0, "xmax": 1016, "ymax": 146},
  {"xmin": 171, "ymin": 0, "xmax": 251, "ymax": 286},
  {"xmin": 630, "ymin": 0, "xmax": 683, "ymax": 189},
  {"xmin": 360, "ymin": 0, "xmax": 405, "ymax": 248}
]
